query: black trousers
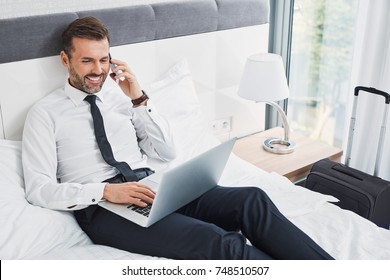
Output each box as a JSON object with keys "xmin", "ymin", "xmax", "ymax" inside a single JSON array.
[{"xmin": 75, "ymin": 184, "xmax": 334, "ymax": 260}]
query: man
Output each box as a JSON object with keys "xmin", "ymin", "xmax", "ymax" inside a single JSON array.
[{"xmin": 22, "ymin": 16, "xmax": 333, "ymax": 260}]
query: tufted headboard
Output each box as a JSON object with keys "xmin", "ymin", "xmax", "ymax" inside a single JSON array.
[{"xmin": 0, "ymin": 0, "xmax": 269, "ymax": 140}]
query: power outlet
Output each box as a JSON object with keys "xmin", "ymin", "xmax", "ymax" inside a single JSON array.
[{"xmin": 209, "ymin": 117, "xmax": 232, "ymax": 135}]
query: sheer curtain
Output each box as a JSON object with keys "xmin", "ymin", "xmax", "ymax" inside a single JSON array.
[{"xmin": 345, "ymin": 0, "xmax": 390, "ymax": 180}]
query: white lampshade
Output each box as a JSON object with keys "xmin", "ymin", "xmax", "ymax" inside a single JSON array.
[
  {"xmin": 237, "ymin": 53, "xmax": 295, "ymax": 154},
  {"xmin": 238, "ymin": 53, "xmax": 289, "ymax": 102}
]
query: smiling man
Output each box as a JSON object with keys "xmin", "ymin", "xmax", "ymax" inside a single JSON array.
[{"xmin": 22, "ymin": 16, "xmax": 334, "ymax": 260}]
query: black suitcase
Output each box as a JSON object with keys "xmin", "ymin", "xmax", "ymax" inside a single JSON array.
[{"xmin": 305, "ymin": 86, "xmax": 390, "ymax": 229}]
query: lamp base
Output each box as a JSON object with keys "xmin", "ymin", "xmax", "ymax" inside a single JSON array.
[{"xmin": 263, "ymin": 137, "xmax": 296, "ymax": 154}]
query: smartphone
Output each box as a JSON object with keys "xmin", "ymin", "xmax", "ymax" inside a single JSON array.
[{"xmin": 109, "ymin": 53, "xmax": 124, "ymax": 82}]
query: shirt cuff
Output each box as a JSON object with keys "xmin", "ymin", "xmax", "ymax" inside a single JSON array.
[
  {"xmin": 131, "ymin": 99, "xmax": 157, "ymax": 120},
  {"xmin": 82, "ymin": 183, "xmax": 106, "ymax": 205}
]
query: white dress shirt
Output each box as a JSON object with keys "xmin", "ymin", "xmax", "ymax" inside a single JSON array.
[{"xmin": 22, "ymin": 80, "xmax": 176, "ymax": 211}]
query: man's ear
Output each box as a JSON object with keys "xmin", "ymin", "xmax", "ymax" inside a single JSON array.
[{"xmin": 60, "ymin": 51, "xmax": 70, "ymax": 68}]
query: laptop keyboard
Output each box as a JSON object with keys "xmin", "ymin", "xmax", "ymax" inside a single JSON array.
[{"xmin": 127, "ymin": 204, "xmax": 152, "ymax": 217}]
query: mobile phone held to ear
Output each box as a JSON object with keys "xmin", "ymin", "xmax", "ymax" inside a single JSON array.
[{"xmin": 109, "ymin": 53, "xmax": 124, "ymax": 82}]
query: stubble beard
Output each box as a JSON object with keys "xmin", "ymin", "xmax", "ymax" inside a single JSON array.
[{"xmin": 69, "ymin": 64, "xmax": 107, "ymax": 94}]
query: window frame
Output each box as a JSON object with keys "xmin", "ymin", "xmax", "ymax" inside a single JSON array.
[{"xmin": 267, "ymin": 0, "xmax": 295, "ymax": 129}]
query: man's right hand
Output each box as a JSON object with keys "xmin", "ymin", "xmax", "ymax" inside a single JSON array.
[{"xmin": 103, "ymin": 182, "xmax": 155, "ymax": 207}]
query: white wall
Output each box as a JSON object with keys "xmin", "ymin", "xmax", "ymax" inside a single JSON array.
[{"xmin": 0, "ymin": 104, "xmax": 4, "ymax": 139}]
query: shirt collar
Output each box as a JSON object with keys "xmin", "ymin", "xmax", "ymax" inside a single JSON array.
[{"xmin": 64, "ymin": 79, "xmax": 106, "ymax": 106}]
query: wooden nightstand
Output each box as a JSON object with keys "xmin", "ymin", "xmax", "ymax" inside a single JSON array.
[{"xmin": 233, "ymin": 127, "xmax": 343, "ymax": 183}]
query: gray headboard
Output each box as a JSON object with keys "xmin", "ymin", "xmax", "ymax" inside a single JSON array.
[{"xmin": 0, "ymin": 0, "xmax": 269, "ymax": 64}]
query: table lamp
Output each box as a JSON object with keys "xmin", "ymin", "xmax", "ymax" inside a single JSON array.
[{"xmin": 238, "ymin": 53, "xmax": 296, "ymax": 154}]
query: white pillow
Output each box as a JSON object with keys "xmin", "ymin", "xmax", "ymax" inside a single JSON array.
[
  {"xmin": 0, "ymin": 140, "xmax": 91, "ymax": 259},
  {"xmin": 145, "ymin": 59, "xmax": 219, "ymax": 165}
]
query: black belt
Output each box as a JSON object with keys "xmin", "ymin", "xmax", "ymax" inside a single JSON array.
[{"xmin": 104, "ymin": 168, "xmax": 155, "ymax": 183}]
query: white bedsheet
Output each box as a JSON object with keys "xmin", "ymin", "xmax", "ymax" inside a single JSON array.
[{"xmin": 220, "ymin": 154, "xmax": 390, "ymax": 260}]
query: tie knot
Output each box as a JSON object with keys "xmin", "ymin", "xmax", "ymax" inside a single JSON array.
[{"xmin": 84, "ymin": 94, "xmax": 97, "ymax": 104}]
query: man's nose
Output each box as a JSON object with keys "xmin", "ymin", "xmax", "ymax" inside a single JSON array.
[{"xmin": 91, "ymin": 61, "xmax": 103, "ymax": 74}]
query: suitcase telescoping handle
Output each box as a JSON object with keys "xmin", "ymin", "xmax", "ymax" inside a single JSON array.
[
  {"xmin": 354, "ymin": 86, "xmax": 390, "ymax": 103},
  {"xmin": 345, "ymin": 86, "xmax": 390, "ymax": 176}
]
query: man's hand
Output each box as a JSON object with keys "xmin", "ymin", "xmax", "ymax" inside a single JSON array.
[
  {"xmin": 109, "ymin": 57, "xmax": 144, "ymax": 101},
  {"xmin": 103, "ymin": 182, "xmax": 156, "ymax": 207}
]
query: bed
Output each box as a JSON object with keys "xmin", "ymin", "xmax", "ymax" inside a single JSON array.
[{"xmin": 1, "ymin": 0, "xmax": 390, "ymax": 260}]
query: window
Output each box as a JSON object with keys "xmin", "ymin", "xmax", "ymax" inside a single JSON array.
[{"xmin": 287, "ymin": 0, "xmax": 358, "ymax": 147}]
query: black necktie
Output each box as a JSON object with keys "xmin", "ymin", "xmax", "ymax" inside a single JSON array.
[{"xmin": 84, "ymin": 95, "xmax": 139, "ymax": 182}]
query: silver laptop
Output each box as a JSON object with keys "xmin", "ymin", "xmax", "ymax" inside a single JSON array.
[{"xmin": 98, "ymin": 138, "xmax": 236, "ymax": 227}]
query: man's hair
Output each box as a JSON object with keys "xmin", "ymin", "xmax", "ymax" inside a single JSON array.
[{"xmin": 62, "ymin": 16, "xmax": 110, "ymax": 58}]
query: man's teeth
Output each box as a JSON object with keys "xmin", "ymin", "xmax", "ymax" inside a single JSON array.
[{"xmin": 87, "ymin": 76, "xmax": 100, "ymax": 81}]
